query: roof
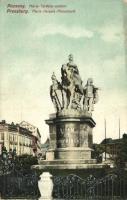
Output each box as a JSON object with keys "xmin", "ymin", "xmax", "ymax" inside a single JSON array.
[
  {"xmin": 20, "ymin": 121, "xmax": 41, "ymax": 138},
  {"xmin": 0, "ymin": 120, "xmax": 34, "ymax": 138},
  {"xmin": 101, "ymin": 138, "xmax": 122, "ymax": 145}
]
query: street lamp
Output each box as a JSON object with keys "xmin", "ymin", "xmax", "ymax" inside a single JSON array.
[{"xmin": 2, "ymin": 146, "xmax": 8, "ymax": 161}]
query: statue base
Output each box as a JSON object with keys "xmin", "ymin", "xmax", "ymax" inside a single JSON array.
[
  {"xmin": 35, "ymin": 160, "xmax": 106, "ymax": 170},
  {"xmin": 33, "ymin": 111, "xmax": 108, "ymax": 189},
  {"xmin": 38, "ymin": 111, "xmax": 99, "ymax": 169},
  {"xmin": 55, "ymin": 147, "xmax": 92, "ymax": 160}
]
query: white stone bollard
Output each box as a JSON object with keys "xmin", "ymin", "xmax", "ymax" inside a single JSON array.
[{"xmin": 38, "ymin": 172, "xmax": 53, "ymax": 200}]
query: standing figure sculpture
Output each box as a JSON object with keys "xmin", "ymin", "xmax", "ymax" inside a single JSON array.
[
  {"xmin": 49, "ymin": 55, "xmax": 99, "ymax": 114},
  {"xmin": 83, "ymin": 78, "xmax": 99, "ymax": 112},
  {"xmin": 50, "ymin": 72, "xmax": 63, "ymax": 112},
  {"xmin": 61, "ymin": 54, "xmax": 83, "ymax": 109}
]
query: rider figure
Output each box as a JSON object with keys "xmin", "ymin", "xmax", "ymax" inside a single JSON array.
[{"xmin": 61, "ymin": 54, "xmax": 83, "ymax": 94}]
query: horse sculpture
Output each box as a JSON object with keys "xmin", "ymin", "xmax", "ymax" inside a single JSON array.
[
  {"xmin": 50, "ymin": 55, "xmax": 99, "ymax": 113},
  {"xmin": 61, "ymin": 55, "xmax": 83, "ymax": 109}
]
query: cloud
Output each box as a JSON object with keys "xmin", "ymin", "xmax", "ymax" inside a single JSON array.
[
  {"xmin": 99, "ymin": 24, "xmax": 124, "ymax": 43},
  {"xmin": 99, "ymin": 55, "xmax": 127, "ymax": 90},
  {"xmin": 33, "ymin": 24, "xmax": 94, "ymax": 39},
  {"xmin": 102, "ymin": 55, "xmax": 125, "ymax": 74}
]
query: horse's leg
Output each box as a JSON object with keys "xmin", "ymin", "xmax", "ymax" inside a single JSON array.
[
  {"xmin": 68, "ymin": 86, "xmax": 74, "ymax": 109},
  {"xmin": 66, "ymin": 89, "xmax": 71, "ymax": 109}
]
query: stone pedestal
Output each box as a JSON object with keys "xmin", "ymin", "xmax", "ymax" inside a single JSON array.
[
  {"xmin": 55, "ymin": 147, "xmax": 92, "ymax": 160},
  {"xmin": 42, "ymin": 111, "xmax": 96, "ymax": 167}
]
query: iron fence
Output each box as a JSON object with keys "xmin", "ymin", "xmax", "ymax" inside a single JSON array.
[
  {"xmin": 53, "ymin": 173, "xmax": 127, "ymax": 199},
  {"xmin": 0, "ymin": 170, "xmax": 39, "ymax": 199},
  {"xmin": 0, "ymin": 171, "xmax": 127, "ymax": 199}
]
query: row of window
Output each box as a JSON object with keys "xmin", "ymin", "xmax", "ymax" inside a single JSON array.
[
  {"xmin": 9, "ymin": 145, "xmax": 33, "ymax": 155},
  {"xmin": 0, "ymin": 131, "xmax": 33, "ymax": 146}
]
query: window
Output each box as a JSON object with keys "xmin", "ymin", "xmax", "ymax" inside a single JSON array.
[{"xmin": 0, "ymin": 132, "xmax": 4, "ymax": 140}]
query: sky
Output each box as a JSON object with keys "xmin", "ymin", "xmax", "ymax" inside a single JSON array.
[{"xmin": 0, "ymin": 0, "xmax": 127, "ymax": 143}]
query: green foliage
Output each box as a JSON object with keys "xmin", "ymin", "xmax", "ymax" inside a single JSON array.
[
  {"xmin": 14, "ymin": 154, "xmax": 38, "ymax": 171},
  {"xmin": 92, "ymin": 144, "xmax": 104, "ymax": 163},
  {"xmin": 115, "ymin": 136, "xmax": 127, "ymax": 168}
]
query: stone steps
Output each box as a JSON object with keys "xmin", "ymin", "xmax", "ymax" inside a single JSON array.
[
  {"xmin": 39, "ymin": 159, "xmax": 96, "ymax": 165},
  {"xmin": 33, "ymin": 162, "xmax": 106, "ymax": 170}
]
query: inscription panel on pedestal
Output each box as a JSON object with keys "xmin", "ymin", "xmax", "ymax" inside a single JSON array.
[{"xmin": 56, "ymin": 122, "xmax": 80, "ymax": 148}]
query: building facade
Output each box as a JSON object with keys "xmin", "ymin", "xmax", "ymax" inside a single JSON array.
[
  {"xmin": 0, "ymin": 120, "xmax": 35, "ymax": 155},
  {"xmin": 20, "ymin": 121, "xmax": 41, "ymax": 155},
  {"xmin": 100, "ymin": 137, "xmax": 122, "ymax": 161}
]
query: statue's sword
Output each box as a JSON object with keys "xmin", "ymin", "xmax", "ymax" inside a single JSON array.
[{"xmin": 54, "ymin": 90, "xmax": 62, "ymax": 110}]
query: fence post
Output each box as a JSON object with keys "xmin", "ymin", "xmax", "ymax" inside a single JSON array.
[{"xmin": 38, "ymin": 172, "xmax": 53, "ymax": 200}]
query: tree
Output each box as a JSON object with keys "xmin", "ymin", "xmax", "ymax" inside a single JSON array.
[
  {"xmin": 92, "ymin": 143, "xmax": 104, "ymax": 163},
  {"xmin": 14, "ymin": 154, "xmax": 38, "ymax": 171},
  {"xmin": 115, "ymin": 134, "xmax": 127, "ymax": 168}
]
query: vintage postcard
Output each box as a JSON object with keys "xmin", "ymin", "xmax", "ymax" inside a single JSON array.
[{"xmin": 0, "ymin": 0, "xmax": 127, "ymax": 199}]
